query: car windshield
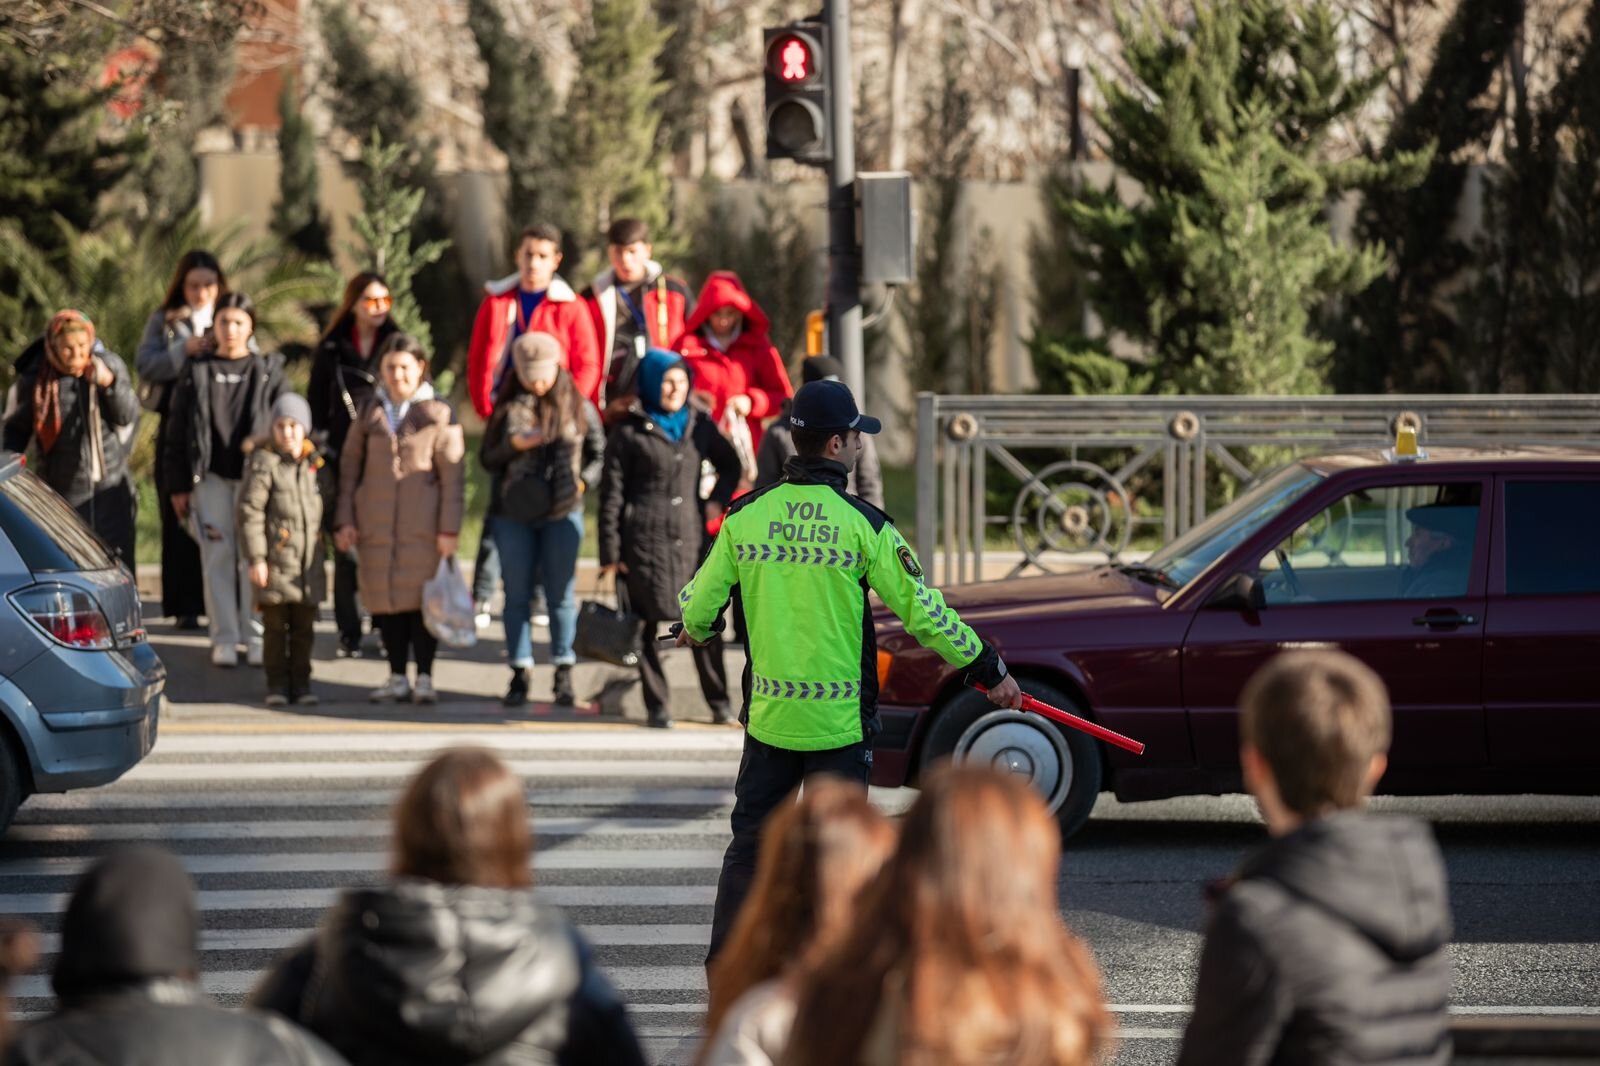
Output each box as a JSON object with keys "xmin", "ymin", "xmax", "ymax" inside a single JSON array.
[{"xmin": 1141, "ymin": 464, "xmax": 1324, "ymax": 587}]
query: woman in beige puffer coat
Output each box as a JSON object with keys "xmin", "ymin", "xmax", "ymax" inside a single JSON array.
[{"xmin": 335, "ymin": 335, "xmax": 465, "ymax": 704}]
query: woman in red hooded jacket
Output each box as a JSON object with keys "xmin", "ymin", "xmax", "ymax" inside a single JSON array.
[{"xmin": 672, "ymin": 272, "xmax": 794, "ymax": 453}]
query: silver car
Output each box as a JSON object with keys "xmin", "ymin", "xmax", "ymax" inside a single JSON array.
[{"xmin": 0, "ymin": 454, "xmax": 164, "ymax": 832}]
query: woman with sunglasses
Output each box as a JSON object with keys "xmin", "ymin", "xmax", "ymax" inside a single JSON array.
[{"xmin": 308, "ymin": 273, "xmax": 398, "ymax": 659}]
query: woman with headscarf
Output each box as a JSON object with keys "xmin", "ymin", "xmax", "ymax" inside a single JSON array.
[
  {"xmin": 480, "ymin": 332, "xmax": 604, "ymax": 709},
  {"xmin": 137, "ymin": 250, "xmax": 226, "ymax": 626},
  {"xmin": 4, "ymin": 311, "xmax": 141, "ymax": 565},
  {"xmin": 598, "ymin": 348, "xmax": 741, "ymax": 728}
]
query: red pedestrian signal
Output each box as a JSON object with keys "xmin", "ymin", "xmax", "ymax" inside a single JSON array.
[
  {"xmin": 763, "ymin": 24, "xmax": 831, "ymax": 166},
  {"xmin": 774, "ymin": 36, "xmax": 814, "ymax": 83}
]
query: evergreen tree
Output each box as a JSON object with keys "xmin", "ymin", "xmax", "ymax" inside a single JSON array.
[
  {"xmin": 317, "ymin": 0, "xmax": 472, "ymax": 372},
  {"xmin": 1458, "ymin": 0, "xmax": 1600, "ymax": 392},
  {"xmin": 271, "ymin": 74, "xmax": 332, "ymax": 260},
  {"xmin": 563, "ymin": 0, "xmax": 673, "ymax": 274},
  {"xmin": 681, "ymin": 177, "xmax": 818, "ymax": 360},
  {"xmin": 134, "ymin": 14, "xmax": 244, "ymax": 230},
  {"xmin": 326, "ymin": 132, "xmax": 451, "ymax": 353},
  {"xmin": 0, "ymin": 38, "xmax": 146, "ymax": 258},
  {"xmin": 467, "ymin": 0, "xmax": 563, "ymax": 243},
  {"xmin": 1055, "ymin": 0, "xmax": 1426, "ymax": 396},
  {"xmin": 1332, "ymin": 0, "xmax": 1520, "ymax": 391}
]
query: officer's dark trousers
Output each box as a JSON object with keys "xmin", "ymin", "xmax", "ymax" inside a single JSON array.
[{"xmin": 707, "ymin": 733, "xmax": 872, "ymax": 965}]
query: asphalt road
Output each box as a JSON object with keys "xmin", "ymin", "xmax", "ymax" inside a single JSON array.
[{"xmin": 1, "ymin": 614, "xmax": 1596, "ymax": 1064}]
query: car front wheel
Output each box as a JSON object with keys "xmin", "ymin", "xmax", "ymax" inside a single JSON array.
[{"xmin": 919, "ymin": 682, "xmax": 1104, "ymax": 838}]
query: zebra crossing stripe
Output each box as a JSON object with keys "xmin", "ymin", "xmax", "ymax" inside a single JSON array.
[
  {"xmin": 0, "ymin": 849, "xmax": 726, "ymax": 878},
  {"xmin": 27, "ymin": 925, "xmax": 717, "ymax": 954},
  {"xmin": 7, "ymin": 815, "xmax": 730, "ymax": 843},
  {"xmin": 0, "ymin": 885, "xmax": 718, "ymax": 915},
  {"xmin": 121, "ymin": 758, "xmax": 740, "ymax": 783}
]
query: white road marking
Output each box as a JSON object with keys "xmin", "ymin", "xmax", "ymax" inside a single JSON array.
[
  {"xmin": 22, "ymin": 787, "xmax": 740, "ymax": 810},
  {"xmin": 122, "ymin": 759, "xmax": 740, "ymax": 782},
  {"xmin": 0, "ymin": 885, "xmax": 717, "ymax": 914},
  {"xmin": 29, "ymin": 925, "xmax": 715, "ymax": 954},
  {"xmin": 153, "ymin": 732, "xmax": 748, "ymax": 754},
  {"xmin": 6, "ymin": 816, "xmax": 728, "ymax": 843},
  {"xmin": 0, "ymin": 849, "xmax": 724, "ymax": 877}
]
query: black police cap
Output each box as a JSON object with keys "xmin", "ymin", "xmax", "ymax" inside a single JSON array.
[{"xmin": 789, "ymin": 379, "xmax": 881, "ymax": 435}]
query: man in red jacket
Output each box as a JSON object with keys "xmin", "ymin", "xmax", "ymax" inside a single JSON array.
[
  {"xmin": 466, "ymin": 223, "xmax": 601, "ymax": 420},
  {"xmin": 583, "ymin": 217, "xmax": 695, "ymax": 419},
  {"xmin": 673, "ymin": 271, "xmax": 794, "ymax": 455}
]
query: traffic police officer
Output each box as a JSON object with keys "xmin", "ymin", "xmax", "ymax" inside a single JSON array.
[{"xmin": 676, "ymin": 378, "xmax": 1021, "ymax": 962}]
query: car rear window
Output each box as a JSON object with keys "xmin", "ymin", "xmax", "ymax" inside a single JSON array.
[
  {"xmin": 1505, "ymin": 480, "xmax": 1600, "ymax": 596},
  {"xmin": 0, "ymin": 469, "xmax": 117, "ymax": 572}
]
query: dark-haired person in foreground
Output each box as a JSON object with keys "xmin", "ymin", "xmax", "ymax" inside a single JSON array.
[
  {"xmin": 1176, "ymin": 650, "xmax": 1452, "ymax": 1066},
  {"xmin": 249, "ymin": 748, "xmax": 647, "ymax": 1066},
  {"xmin": 677, "ymin": 378, "xmax": 1022, "ymax": 964},
  {"xmin": 8, "ymin": 848, "xmax": 346, "ymax": 1066}
]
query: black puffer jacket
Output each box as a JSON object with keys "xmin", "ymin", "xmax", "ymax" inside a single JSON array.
[
  {"xmin": 2, "ymin": 339, "xmax": 139, "ymax": 505},
  {"xmin": 249, "ymin": 880, "xmax": 648, "ymax": 1066},
  {"xmin": 307, "ymin": 317, "xmax": 398, "ymax": 461},
  {"xmin": 598, "ymin": 406, "xmax": 741, "ymax": 621},
  {"xmin": 7, "ymin": 982, "xmax": 349, "ymax": 1066},
  {"xmin": 161, "ymin": 351, "xmax": 287, "ymax": 490},
  {"xmin": 1177, "ymin": 811, "xmax": 1452, "ymax": 1066}
]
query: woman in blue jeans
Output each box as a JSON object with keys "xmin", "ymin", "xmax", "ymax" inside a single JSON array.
[{"xmin": 481, "ymin": 332, "xmax": 604, "ymax": 707}]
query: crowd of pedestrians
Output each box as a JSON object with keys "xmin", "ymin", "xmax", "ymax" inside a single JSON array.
[{"xmin": 2, "ymin": 215, "xmax": 810, "ymax": 716}]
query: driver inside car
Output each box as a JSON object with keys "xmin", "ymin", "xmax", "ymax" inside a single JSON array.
[{"xmin": 1399, "ymin": 503, "xmax": 1477, "ymax": 598}]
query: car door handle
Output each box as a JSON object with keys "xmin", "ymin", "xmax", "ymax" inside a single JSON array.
[{"xmin": 1412, "ymin": 611, "xmax": 1478, "ymax": 628}]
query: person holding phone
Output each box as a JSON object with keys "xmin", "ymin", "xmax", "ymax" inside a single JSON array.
[{"xmin": 481, "ymin": 332, "xmax": 604, "ymax": 709}]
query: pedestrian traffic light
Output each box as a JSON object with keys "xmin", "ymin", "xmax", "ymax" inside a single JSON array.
[{"xmin": 763, "ymin": 23, "xmax": 831, "ymax": 167}]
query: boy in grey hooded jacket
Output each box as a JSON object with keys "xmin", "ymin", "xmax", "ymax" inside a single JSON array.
[{"xmin": 1177, "ymin": 651, "xmax": 1452, "ymax": 1066}]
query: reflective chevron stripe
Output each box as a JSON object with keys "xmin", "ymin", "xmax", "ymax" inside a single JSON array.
[
  {"xmin": 678, "ymin": 577, "xmax": 695, "ymax": 610},
  {"xmin": 735, "ymin": 544, "xmax": 861, "ymax": 568},
  {"xmin": 915, "ymin": 584, "xmax": 980, "ymax": 659},
  {"xmin": 752, "ymin": 674, "xmax": 861, "ymax": 701}
]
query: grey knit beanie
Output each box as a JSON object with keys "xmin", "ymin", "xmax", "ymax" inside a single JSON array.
[{"xmin": 272, "ymin": 393, "xmax": 313, "ymax": 433}]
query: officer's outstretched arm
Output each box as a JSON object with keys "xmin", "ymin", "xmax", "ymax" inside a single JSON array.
[
  {"xmin": 866, "ymin": 525, "xmax": 1009, "ymax": 690},
  {"xmin": 678, "ymin": 530, "xmax": 737, "ymax": 643}
]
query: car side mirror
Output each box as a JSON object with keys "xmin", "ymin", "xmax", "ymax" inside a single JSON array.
[{"xmin": 1209, "ymin": 572, "xmax": 1265, "ymax": 612}]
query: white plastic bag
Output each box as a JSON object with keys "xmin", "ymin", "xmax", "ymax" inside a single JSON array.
[{"xmin": 422, "ymin": 557, "xmax": 477, "ymax": 648}]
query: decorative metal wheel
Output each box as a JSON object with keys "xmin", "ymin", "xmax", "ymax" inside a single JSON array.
[{"xmin": 1010, "ymin": 460, "xmax": 1134, "ymax": 563}]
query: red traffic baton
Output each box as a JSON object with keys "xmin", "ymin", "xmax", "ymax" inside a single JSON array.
[{"xmin": 975, "ymin": 685, "xmax": 1146, "ymax": 756}]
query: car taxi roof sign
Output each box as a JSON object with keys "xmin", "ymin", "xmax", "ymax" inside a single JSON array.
[{"xmin": 1386, "ymin": 425, "xmax": 1427, "ymax": 463}]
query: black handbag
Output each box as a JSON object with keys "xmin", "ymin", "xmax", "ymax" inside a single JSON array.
[
  {"xmin": 575, "ymin": 579, "xmax": 646, "ymax": 667},
  {"xmin": 502, "ymin": 450, "xmax": 556, "ymax": 524}
]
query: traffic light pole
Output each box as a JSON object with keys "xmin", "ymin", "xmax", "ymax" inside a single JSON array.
[{"xmin": 824, "ymin": 0, "xmax": 864, "ymax": 400}]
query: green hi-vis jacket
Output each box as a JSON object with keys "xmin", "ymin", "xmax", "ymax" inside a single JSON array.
[{"xmin": 679, "ymin": 456, "xmax": 1002, "ymax": 751}]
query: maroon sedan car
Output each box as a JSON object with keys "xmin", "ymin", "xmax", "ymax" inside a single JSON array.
[{"xmin": 871, "ymin": 447, "xmax": 1600, "ymax": 835}]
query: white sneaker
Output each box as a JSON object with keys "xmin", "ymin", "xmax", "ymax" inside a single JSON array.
[
  {"xmin": 533, "ymin": 612, "xmax": 550, "ymax": 628},
  {"xmin": 211, "ymin": 644, "xmax": 238, "ymax": 668},
  {"xmin": 412, "ymin": 674, "xmax": 437, "ymax": 704},
  {"xmin": 370, "ymin": 674, "xmax": 411, "ymax": 703},
  {"xmin": 246, "ymin": 640, "xmax": 264, "ymax": 667},
  {"xmin": 474, "ymin": 603, "xmax": 492, "ymax": 630}
]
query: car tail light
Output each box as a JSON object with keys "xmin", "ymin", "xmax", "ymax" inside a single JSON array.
[
  {"xmin": 877, "ymin": 649, "xmax": 894, "ymax": 690},
  {"xmin": 9, "ymin": 584, "xmax": 115, "ymax": 650}
]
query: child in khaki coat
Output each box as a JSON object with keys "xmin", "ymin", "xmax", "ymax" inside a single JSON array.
[{"xmin": 238, "ymin": 394, "xmax": 327, "ymax": 706}]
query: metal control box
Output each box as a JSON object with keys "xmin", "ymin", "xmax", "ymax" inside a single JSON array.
[{"xmin": 860, "ymin": 171, "xmax": 915, "ymax": 284}]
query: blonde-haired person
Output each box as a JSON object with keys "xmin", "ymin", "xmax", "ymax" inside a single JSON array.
[
  {"xmin": 334, "ymin": 333, "xmax": 464, "ymax": 704},
  {"xmin": 697, "ymin": 778, "xmax": 897, "ymax": 1066},
  {"xmin": 249, "ymin": 748, "xmax": 648, "ymax": 1066},
  {"xmin": 782, "ymin": 766, "xmax": 1111, "ymax": 1066}
]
